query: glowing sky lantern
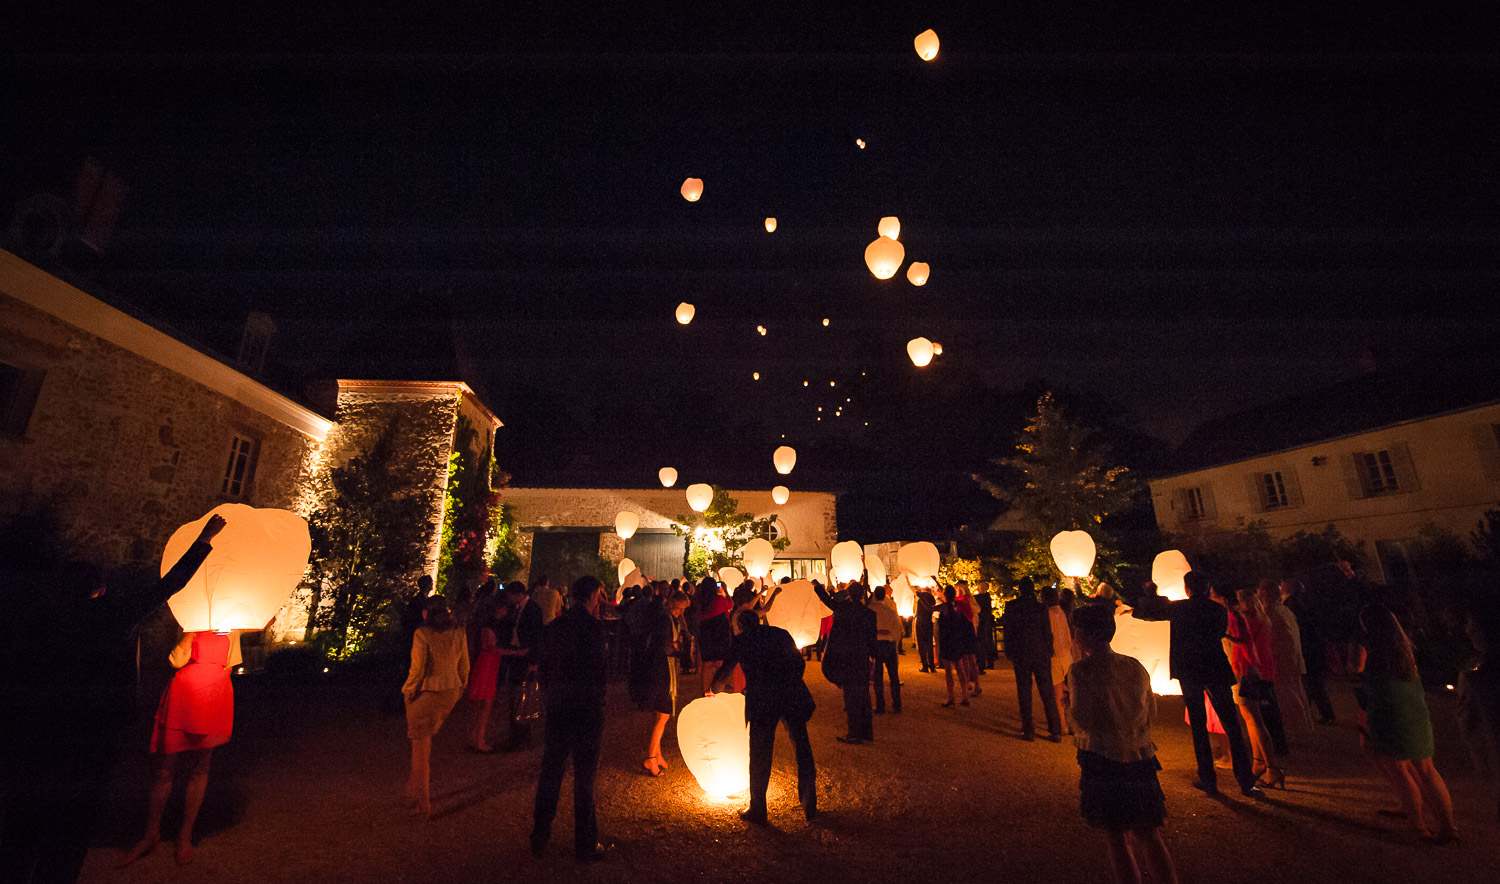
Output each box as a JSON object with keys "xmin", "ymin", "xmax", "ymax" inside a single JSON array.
[
  {"xmin": 764, "ymin": 579, "xmax": 831, "ymax": 649},
  {"xmin": 1152, "ymin": 550, "xmax": 1192, "ymax": 601},
  {"xmin": 877, "ymin": 216, "xmax": 901, "ymax": 241},
  {"xmin": 772, "ymin": 485, "xmax": 790, "ymax": 505},
  {"xmin": 675, "ymin": 302, "xmax": 695, "ymax": 325},
  {"xmin": 907, "ymin": 337, "xmax": 935, "ymax": 367},
  {"xmin": 1112, "ymin": 607, "xmax": 1179, "ymax": 695},
  {"xmin": 615, "ymin": 510, "xmax": 639, "ymax": 540},
  {"xmin": 773, "ymin": 445, "xmax": 797, "ymax": 475},
  {"xmin": 686, "ymin": 483, "xmax": 714, "ymax": 513},
  {"xmin": 757, "ymin": 325, "xmax": 767, "ymax": 335},
  {"xmin": 890, "ymin": 573, "xmax": 916, "ymax": 617},
  {"xmin": 677, "ymin": 693, "xmax": 751, "ymax": 798},
  {"xmin": 907, "ymin": 262, "xmax": 930, "ymax": 286},
  {"xmin": 764, "ymin": 217, "xmax": 777, "ymax": 232},
  {"xmin": 752, "ymin": 372, "xmax": 760, "ymax": 381},
  {"xmin": 864, "ymin": 236, "xmax": 905, "ymax": 279},
  {"xmin": 897, "ymin": 541, "xmax": 941, "ymax": 581},
  {"xmin": 659, "ymin": 467, "xmax": 678, "ymax": 488},
  {"xmin": 718, "ymin": 566, "xmax": 745, "ymax": 591},
  {"xmin": 914, "ymin": 28, "xmax": 940, "ymax": 61},
  {"xmin": 830, "ymin": 540, "xmax": 865, "ymax": 584},
  {"xmin": 822, "ymin": 318, "xmax": 830, "ymax": 327},
  {"xmin": 855, "ymin": 138, "xmax": 866, "ymax": 149},
  {"xmin": 932, "ymin": 342, "xmax": 943, "ymax": 356},
  {"xmin": 740, "ymin": 537, "xmax": 775, "ymax": 579},
  {"xmin": 1050, "ymin": 530, "xmax": 1097, "ymax": 579},
  {"xmin": 618, "ymin": 557, "xmax": 637, "ymax": 586},
  {"xmin": 864, "ymin": 552, "xmax": 888, "ymax": 589},
  {"xmin": 680, "ymin": 177, "xmax": 703, "ymax": 202},
  {"xmin": 163, "ymin": 504, "xmax": 311, "ymax": 632}
]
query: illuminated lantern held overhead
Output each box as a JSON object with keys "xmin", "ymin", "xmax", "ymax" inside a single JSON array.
[
  {"xmin": 864, "ymin": 236, "xmax": 905, "ymax": 279},
  {"xmin": 677, "ymin": 693, "xmax": 751, "ymax": 798},
  {"xmin": 675, "ymin": 302, "xmax": 695, "ymax": 325},
  {"xmin": 773, "ymin": 445, "xmax": 797, "ymax": 475},
  {"xmin": 1050, "ymin": 530, "xmax": 1097, "ymax": 579},
  {"xmin": 617, "ymin": 557, "xmax": 637, "ymax": 587},
  {"xmin": 907, "ymin": 262, "xmax": 930, "ymax": 286},
  {"xmin": 830, "ymin": 540, "xmax": 865, "ymax": 584},
  {"xmin": 864, "ymin": 552, "xmax": 887, "ymax": 588},
  {"xmin": 914, "ymin": 28, "xmax": 940, "ymax": 61},
  {"xmin": 763, "ymin": 579, "xmax": 831, "ymax": 649},
  {"xmin": 163, "ymin": 504, "xmax": 311, "ymax": 632},
  {"xmin": 1152, "ymin": 550, "xmax": 1192, "ymax": 601},
  {"xmin": 659, "ymin": 467, "xmax": 678, "ymax": 487},
  {"xmin": 897, "ymin": 540, "xmax": 940, "ymax": 580},
  {"xmin": 1111, "ymin": 609, "xmax": 1179, "ymax": 695},
  {"xmin": 764, "ymin": 217, "xmax": 777, "ymax": 232},
  {"xmin": 686, "ymin": 483, "xmax": 714, "ymax": 513},
  {"xmin": 877, "ymin": 216, "xmax": 901, "ymax": 241},
  {"xmin": 680, "ymin": 177, "xmax": 704, "ymax": 202},
  {"xmin": 890, "ymin": 574, "xmax": 915, "ymax": 617},
  {"xmin": 615, "ymin": 511, "xmax": 639, "ymax": 541},
  {"xmin": 772, "ymin": 485, "xmax": 790, "ymax": 505},
  {"xmin": 718, "ymin": 566, "xmax": 745, "ymax": 590},
  {"xmin": 740, "ymin": 537, "xmax": 775, "ymax": 579},
  {"xmin": 907, "ymin": 337, "xmax": 935, "ymax": 367}
]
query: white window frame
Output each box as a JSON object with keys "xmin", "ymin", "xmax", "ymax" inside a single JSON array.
[
  {"xmin": 221, "ymin": 433, "xmax": 259, "ymax": 498},
  {"xmin": 1358, "ymin": 449, "xmax": 1400, "ymax": 496},
  {"xmin": 1185, "ymin": 486, "xmax": 1207, "ymax": 519}
]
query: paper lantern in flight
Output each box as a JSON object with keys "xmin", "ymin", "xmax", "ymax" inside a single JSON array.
[
  {"xmin": 897, "ymin": 541, "xmax": 941, "ymax": 580},
  {"xmin": 1111, "ymin": 607, "xmax": 1179, "ymax": 695},
  {"xmin": 932, "ymin": 342, "xmax": 943, "ymax": 356},
  {"xmin": 763, "ymin": 579, "xmax": 831, "ymax": 649},
  {"xmin": 718, "ymin": 566, "xmax": 745, "ymax": 591},
  {"xmin": 163, "ymin": 504, "xmax": 311, "ymax": 632},
  {"xmin": 615, "ymin": 511, "xmax": 639, "ymax": 540},
  {"xmin": 686, "ymin": 483, "xmax": 714, "ymax": 513},
  {"xmin": 772, "ymin": 485, "xmax": 790, "ymax": 505},
  {"xmin": 675, "ymin": 302, "xmax": 696, "ymax": 325},
  {"xmin": 877, "ymin": 216, "xmax": 901, "ymax": 241},
  {"xmin": 830, "ymin": 540, "xmax": 865, "ymax": 584},
  {"xmin": 764, "ymin": 217, "xmax": 777, "ymax": 232},
  {"xmin": 890, "ymin": 574, "xmax": 916, "ymax": 618},
  {"xmin": 659, "ymin": 467, "xmax": 678, "ymax": 487},
  {"xmin": 757, "ymin": 325, "xmax": 767, "ymax": 336},
  {"xmin": 678, "ymin": 693, "xmax": 751, "ymax": 798},
  {"xmin": 864, "ymin": 552, "xmax": 888, "ymax": 589},
  {"xmin": 864, "ymin": 236, "xmax": 905, "ymax": 279},
  {"xmin": 741, "ymin": 537, "xmax": 775, "ymax": 579},
  {"xmin": 680, "ymin": 177, "xmax": 704, "ymax": 202},
  {"xmin": 913, "ymin": 29, "xmax": 939, "ymax": 61},
  {"xmin": 752, "ymin": 372, "xmax": 760, "ymax": 381},
  {"xmin": 1152, "ymin": 550, "xmax": 1192, "ymax": 601},
  {"xmin": 907, "ymin": 337, "xmax": 935, "ymax": 367},
  {"xmin": 907, "ymin": 262, "xmax": 930, "ymax": 286},
  {"xmin": 1050, "ymin": 530, "xmax": 1097, "ymax": 579},
  {"xmin": 855, "ymin": 138, "xmax": 866, "ymax": 149},
  {"xmin": 773, "ymin": 445, "xmax": 797, "ymax": 475}
]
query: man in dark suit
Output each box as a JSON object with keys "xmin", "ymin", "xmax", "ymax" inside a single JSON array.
[
  {"xmin": 1133, "ymin": 570, "xmax": 1260, "ymax": 797},
  {"xmin": 914, "ymin": 588, "xmax": 937, "ymax": 672},
  {"xmin": 815, "ymin": 581, "xmax": 877, "ymax": 744},
  {"xmin": 1001, "ymin": 577, "xmax": 1061, "ymax": 741},
  {"xmin": 503, "ymin": 581, "xmax": 546, "ymax": 751},
  {"xmin": 712, "ymin": 609, "xmax": 817, "ymax": 824},
  {"xmin": 531, "ymin": 576, "xmax": 610, "ymax": 862}
]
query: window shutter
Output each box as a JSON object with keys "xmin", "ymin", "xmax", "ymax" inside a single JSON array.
[
  {"xmin": 1281, "ymin": 467, "xmax": 1304, "ymax": 508},
  {"xmin": 1388, "ymin": 442, "xmax": 1419, "ymax": 493},
  {"xmin": 1245, "ymin": 472, "xmax": 1267, "ymax": 512},
  {"xmin": 1342, "ymin": 453, "xmax": 1368, "ymax": 500},
  {"xmin": 1200, "ymin": 484, "xmax": 1218, "ymax": 519},
  {"xmin": 1473, "ymin": 425, "xmax": 1500, "ymax": 481}
]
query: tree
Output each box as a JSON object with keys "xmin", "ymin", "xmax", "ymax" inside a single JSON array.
[
  {"xmin": 304, "ymin": 420, "xmax": 434, "ymax": 656},
  {"xmin": 671, "ymin": 487, "xmax": 789, "ymax": 580},
  {"xmin": 974, "ymin": 392, "xmax": 1140, "ymax": 586}
]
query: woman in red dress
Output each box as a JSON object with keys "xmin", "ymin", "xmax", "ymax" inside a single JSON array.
[{"xmin": 121, "ymin": 629, "xmax": 240, "ymax": 867}]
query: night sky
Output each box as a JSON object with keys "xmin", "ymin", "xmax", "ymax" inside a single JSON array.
[{"xmin": 4, "ymin": 3, "xmax": 1497, "ymax": 538}]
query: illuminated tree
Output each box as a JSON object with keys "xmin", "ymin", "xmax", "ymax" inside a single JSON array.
[{"xmin": 672, "ymin": 487, "xmax": 788, "ymax": 580}]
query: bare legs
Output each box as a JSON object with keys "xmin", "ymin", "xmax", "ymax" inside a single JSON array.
[
  {"xmin": 1050, "ymin": 681, "xmax": 1069, "ymax": 734},
  {"xmin": 407, "ymin": 736, "xmax": 432, "ymax": 817},
  {"xmin": 468, "ymin": 697, "xmax": 496, "ymax": 751},
  {"xmin": 644, "ymin": 711, "xmax": 670, "ymax": 775},
  {"xmin": 1104, "ymin": 829, "xmax": 1179, "ymax": 884},
  {"xmin": 942, "ymin": 660, "xmax": 972, "ymax": 705},
  {"xmin": 120, "ymin": 749, "xmax": 214, "ymax": 867},
  {"xmin": 1237, "ymin": 699, "xmax": 1284, "ymax": 784},
  {"xmin": 1371, "ymin": 754, "xmax": 1456, "ymax": 837},
  {"xmin": 961, "ymin": 654, "xmax": 981, "ymax": 694}
]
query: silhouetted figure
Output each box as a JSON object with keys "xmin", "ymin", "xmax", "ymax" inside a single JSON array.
[
  {"xmin": 1459, "ymin": 604, "xmax": 1500, "ymax": 823},
  {"xmin": 914, "ymin": 588, "xmax": 937, "ymax": 673},
  {"xmin": 502, "ymin": 582, "xmax": 545, "ymax": 752},
  {"xmin": 532, "ymin": 576, "xmax": 611, "ymax": 863},
  {"xmin": 713, "ymin": 609, "xmax": 818, "ymax": 824},
  {"xmin": 868, "ymin": 587, "xmax": 902, "ymax": 714},
  {"xmin": 399, "ymin": 596, "xmax": 470, "ymax": 820},
  {"xmin": 816, "ymin": 582, "xmax": 876, "ymax": 744},
  {"xmin": 936, "ymin": 586, "xmax": 976, "ymax": 706},
  {"xmin": 1002, "ymin": 577, "xmax": 1061, "ymax": 741},
  {"xmin": 974, "ymin": 581, "xmax": 998, "ymax": 670},
  {"xmin": 1281, "ymin": 578, "xmax": 1336, "ymax": 724}
]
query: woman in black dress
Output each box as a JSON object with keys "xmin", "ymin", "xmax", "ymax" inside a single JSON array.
[
  {"xmin": 937, "ymin": 586, "xmax": 977, "ymax": 706},
  {"xmin": 639, "ymin": 590, "xmax": 689, "ymax": 776}
]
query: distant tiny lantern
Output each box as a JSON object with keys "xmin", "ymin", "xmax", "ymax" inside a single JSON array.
[
  {"xmin": 764, "ymin": 217, "xmax": 777, "ymax": 232},
  {"xmin": 741, "ymin": 537, "xmax": 775, "ymax": 579},
  {"xmin": 907, "ymin": 337, "xmax": 935, "ymax": 367},
  {"xmin": 864, "ymin": 236, "xmax": 905, "ymax": 279},
  {"xmin": 914, "ymin": 29, "xmax": 939, "ymax": 61},
  {"xmin": 1152, "ymin": 550, "xmax": 1192, "ymax": 601},
  {"xmin": 686, "ymin": 483, "xmax": 714, "ymax": 513},
  {"xmin": 855, "ymin": 138, "xmax": 866, "ymax": 149},
  {"xmin": 831, "ymin": 540, "xmax": 865, "ymax": 584},
  {"xmin": 772, "ymin": 485, "xmax": 790, "ymax": 505},
  {"xmin": 773, "ymin": 445, "xmax": 797, "ymax": 474},
  {"xmin": 680, "ymin": 177, "xmax": 704, "ymax": 202},
  {"xmin": 678, "ymin": 693, "xmax": 751, "ymax": 799},
  {"xmin": 907, "ymin": 262, "xmax": 930, "ymax": 286},
  {"xmin": 1050, "ymin": 530, "xmax": 1097, "ymax": 579},
  {"xmin": 822, "ymin": 318, "xmax": 830, "ymax": 327},
  {"xmin": 803, "ymin": 380, "xmax": 809, "ymax": 387},
  {"xmin": 932, "ymin": 342, "xmax": 943, "ymax": 356},
  {"xmin": 757, "ymin": 325, "xmax": 767, "ymax": 335},
  {"xmin": 675, "ymin": 302, "xmax": 695, "ymax": 325},
  {"xmin": 878, "ymin": 216, "xmax": 901, "ymax": 241},
  {"xmin": 615, "ymin": 511, "xmax": 639, "ymax": 541},
  {"xmin": 752, "ymin": 371, "xmax": 760, "ymax": 381},
  {"xmin": 659, "ymin": 467, "xmax": 678, "ymax": 487}
]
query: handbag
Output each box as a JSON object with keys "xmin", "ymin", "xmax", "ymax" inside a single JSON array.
[
  {"xmin": 1230, "ymin": 610, "xmax": 1276, "ymax": 704},
  {"xmin": 513, "ymin": 671, "xmax": 543, "ymax": 722}
]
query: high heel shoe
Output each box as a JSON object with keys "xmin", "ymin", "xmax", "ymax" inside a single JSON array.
[
  {"xmin": 1421, "ymin": 829, "xmax": 1460, "ymax": 846},
  {"xmin": 1255, "ymin": 769, "xmax": 1286, "ymax": 790},
  {"xmin": 641, "ymin": 755, "xmax": 666, "ymax": 777}
]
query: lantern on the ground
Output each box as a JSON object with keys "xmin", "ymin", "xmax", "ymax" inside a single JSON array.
[
  {"xmin": 1111, "ymin": 607, "xmax": 1179, "ymax": 695},
  {"xmin": 163, "ymin": 504, "xmax": 311, "ymax": 632},
  {"xmin": 897, "ymin": 541, "xmax": 940, "ymax": 580},
  {"xmin": 618, "ymin": 557, "xmax": 637, "ymax": 587},
  {"xmin": 681, "ymin": 177, "xmax": 704, "ymax": 202},
  {"xmin": 906, "ymin": 262, "xmax": 929, "ymax": 286},
  {"xmin": 718, "ymin": 566, "xmax": 745, "ymax": 590},
  {"xmin": 764, "ymin": 579, "xmax": 831, "ymax": 649},
  {"xmin": 1050, "ymin": 530, "xmax": 1096, "ymax": 579},
  {"xmin": 741, "ymin": 537, "xmax": 775, "ymax": 579},
  {"xmin": 864, "ymin": 236, "xmax": 905, "ymax": 279},
  {"xmin": 675, "ymin": 302, "xmax": 695, "ymax": 325},
  {"xmin": 914, "ymin": 29, "xmax": 939, "ymax": 61},
  {"xmin": 678, "ymin": 693, "xmax": 751, "ymax": 798},
  {"xmin": 764, "ymin": 218, "xmax": 777, "ymax": 232},
  {"xmin": 686, "ymin": 483, "xmax": 714, "ymax": 513},
  {"xmin": 659, "ymin": 467, "xmax": 678, "ymax": 487},
  {"xmin": 907, "ymin": 337, "xmax": 935, "ymax": 367},
  {"xmin": 772, "ymin": 485, "xmax": 790, "ymax": 505},
  {"xmin": 1152, "ymin": 550, "xmax": 1192, "ymax": 601},
  {"xmin": 864, "ymin": 552, "xmax": 888, "ymax": 589},
  {"xmin": 773, "ymin": 445, "xmax": 797, "ymax": 475},
  {"xmin": 890, "ymin": 574, "xmax": 916, "ymax": 617},
  {"xmin": 615, "ymin": 511, "xmax": 639, "ymax": 540},
  {"xmin": 878, "ymin": 216, "xmax": 901, "ymax": 240},
  {"xmin": 831, "ymin": 540, "xmax": 865, "ymax": 584}
]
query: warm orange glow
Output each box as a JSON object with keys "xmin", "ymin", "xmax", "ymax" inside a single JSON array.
[
  {"xmin": 163, "ymin": 505, "xmax": 311, "ymax": 632},
  {"xmin": 914, "ymin": 29, "xmax": 939, "ymax": 61},
  {"xmin": 907, "ymin": 262, "xmax": 930, "ymax": 286},
  {"xmin": 932, "ymin": 342, "xmax": 944, "ymax": 356},
  {"xmin": 675, "ymin": 302, "xmax": 695, "ymax": 324},
  {"xmin": 1152, "ymin": 550, "xmax": 1192, "ymax": 600},
  {"xmin": 615, "ymin": 511, "xmax": 639, "ymax": 540},
  {"xmin": 855, "ymin": 138, "xmax": 866, "ymax": 149},
  {"xmin": 681, "ymin": 177, "xmax": 704, "ymax": 201},
  {"xmin": 741, "ymin": 538, "xmax": 775, "ymax": 578},
  {"xmin": 772, "ymin": 485, "xmax": 790, "ymax": 505},
  {"xmin": 773, "ymin": 445, "xmax": 797, "ymax": 474},
  {"xmin": 865, "ymin": 236, "xmax": 905, "ymax": 279},
  {"xmin": 897, "ymin": 541, "xmax": 940, "ymax": 580},
  {"xmin": 1050, "ymin": 530, "xmax": 1097, "ymax": 578},
  {"xmin": 831, "ymin": 540, "xmax": 865, "ymax": 583},
  {"xmin": 764, "ymin": 217, "xmax": 777, "ymax": 232},
  {"xmin": 752, "ymin": 371, "xmax": 760, "ymax": 380},
  {"xmin": 907, "ymin": 337, "xmax": 934, "ymax": 367},
  {"xmin": 659, "ymin": 467, "xmax": 678, "ymax": 487},
  {"xmin": 678, "ymin": 694, "xmax": 751, "ymax": 798},
  {"xmin": 686, "ymin": 483, "xmax": 714, "ymax": 512},
  {"xmin": 878, "ymin": 216, "xmax": 901, "ymax": 240}
]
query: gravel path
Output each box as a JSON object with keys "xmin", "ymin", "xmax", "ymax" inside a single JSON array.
[{"xmin": 83, "ymin": 653, "xmax": 1496, "ymax": 883}]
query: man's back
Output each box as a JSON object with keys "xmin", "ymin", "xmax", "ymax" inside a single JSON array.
[
  {"xmin": 1002, "ymin": 595, "xmax": 1053, "ymax": 664},
  {"xmin": 540, "ymin": 607, "xmax": 607, "ymax": 710},
  {"xmin": 731, "ymin": 624, "xmax": 814, "ymax": 721},
  {"xmin": 1136, "ymin": 595, "xmax": 1233, "ymax": 685}
]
